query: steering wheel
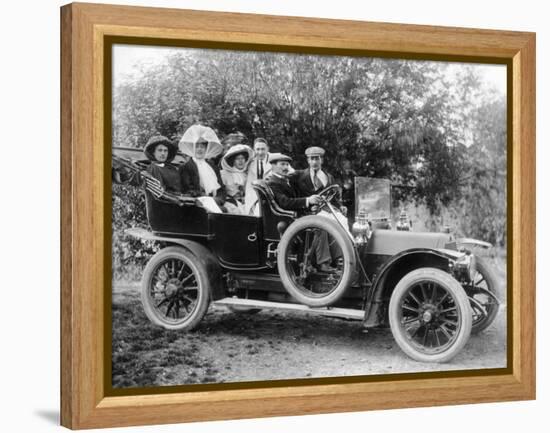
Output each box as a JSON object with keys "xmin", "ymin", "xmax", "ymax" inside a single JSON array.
[
  {"xmin": 317, "ymin": 184, "xmax": 340, "ymax": 205},
  {"xmin": 308, "ymin": 184, "xmax": 341, "ymax": 214}
]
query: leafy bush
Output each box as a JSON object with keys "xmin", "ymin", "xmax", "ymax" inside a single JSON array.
[{"xmin": 111, "ymin": 183, "xmax": 159, "ymax": 281}]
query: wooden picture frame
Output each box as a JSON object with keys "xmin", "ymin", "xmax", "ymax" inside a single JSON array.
[{"xmin": 60, "ymin": 2, "xmax": 535, "ymax": 429}]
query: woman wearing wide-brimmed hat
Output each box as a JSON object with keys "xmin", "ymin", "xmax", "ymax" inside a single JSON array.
[
  {"xmin": 220, "ymin": 144, "xmax": 254, "ymax": 215},
  {"xmin": 143, "ymin": 135, "xmax": 182, "ymax": 196},
  {"xmin": 178, "ymin": 125, "xmax": 226, "ymax": 208}
]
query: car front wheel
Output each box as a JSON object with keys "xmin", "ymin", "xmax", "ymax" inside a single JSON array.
[
  {"xmin": 141, "ymin": 246, "xmax": 210, "ymax": 330},
  {"xmin": 388, "ymin": 267, "xmax": 472, "ymax": 363}
]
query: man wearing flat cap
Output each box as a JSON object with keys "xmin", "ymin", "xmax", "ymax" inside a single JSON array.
[
  {"xmin": 291, "ymin": 146, "xmax": 344, "ymax": 213},
  {"xmin": 290, "ymin": 146, "xmax": 347, "ymax": 272},
  {"xmin": 266, "ymin": 153, "xmax": 322, "ymax": 211}
]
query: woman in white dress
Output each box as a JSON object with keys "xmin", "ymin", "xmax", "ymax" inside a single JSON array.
[
  {"xmin": 178, "ymin": 124, "xmax": 226, "ymax": 212},
  {"xmin": 220, "ymin": 144, "xmax": 254, "ymax": 215}
]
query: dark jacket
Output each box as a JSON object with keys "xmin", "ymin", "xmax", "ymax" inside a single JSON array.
[
  {"xmin": 267, "ymin": 174, "xmax": 309, "ymax": 211},
  {"xmin": 146, "ymin": 163, "xmax": 182, "ymax": 194},
  {"xmin": 179, "ymin": 158, "xmax": 225, "ymax": 206},
  {"xmin": 290, "ymin": 168, "xmax": 342, "ymax": 207}
]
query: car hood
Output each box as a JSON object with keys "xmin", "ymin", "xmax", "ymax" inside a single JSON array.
[{"xmin": 365, "ymin": 230, "xmax": 455, "ymax": 256}]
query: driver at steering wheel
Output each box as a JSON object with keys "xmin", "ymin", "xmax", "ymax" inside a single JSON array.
[
  {"xmin": 291, "ymin": 146, "xmax": 349, "ymax": 272},
  {"xmin": 267, "ymin": 152, "xmax": 335, "ymax": 273},
  {"xmin": 290, "ymin": 146, "xmax": 345, "ymax": 214}
]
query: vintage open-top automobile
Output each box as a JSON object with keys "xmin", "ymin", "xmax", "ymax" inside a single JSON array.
[{"xmin": 113, "ymin": 148, "xmax": 501, "ymax": 363}]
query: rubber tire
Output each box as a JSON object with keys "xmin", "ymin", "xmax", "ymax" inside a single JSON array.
[
  {"xmin": 277, "ymin": 215, "xmax": 356, "ymax": 307},
  {"xmin": 389, "ymin": 267, "xmax": 472, "ymax": 363},
  {"xmin": 141, "ymin": 246, "xmax": 210, "ymax": 330},
  {"xmin": 469, "ymin": 256, "xmax": 501, "ymax": 334}
]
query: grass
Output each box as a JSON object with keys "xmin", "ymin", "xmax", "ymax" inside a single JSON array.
[{"xmin": 111, "ymin": 295, "xmax": 218, "ymax": 388}]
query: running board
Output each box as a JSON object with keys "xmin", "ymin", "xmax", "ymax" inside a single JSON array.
[{"xmin": 212, "ymin": 297, "xmax": 365, "ymax": 321}]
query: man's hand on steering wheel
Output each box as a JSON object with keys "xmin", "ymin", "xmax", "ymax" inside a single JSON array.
[
  {"xmin": 317, "ymin": 184, "xmax": 340, "ymax": 203},
  {"xmin": 308, "ymin": 194, "xmax": 323, "ymax": 206},
  {"xmin": 311, "ymin": 185, "xmax": 347, "ymax": 215}
]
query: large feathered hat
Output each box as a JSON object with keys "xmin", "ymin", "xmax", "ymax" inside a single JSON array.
[{"xmin": 178, "ymin": 124, "xmax": 223, "ymax": 159}]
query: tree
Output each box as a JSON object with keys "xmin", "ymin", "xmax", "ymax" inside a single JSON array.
[{"xmin": 112, "ymin": 48, "xmax": 507, "ymax": 252}]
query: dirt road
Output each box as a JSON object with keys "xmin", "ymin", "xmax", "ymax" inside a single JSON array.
[{"xmin": 111, "ymin": 282, "xmax": 506, "ymax": 389}]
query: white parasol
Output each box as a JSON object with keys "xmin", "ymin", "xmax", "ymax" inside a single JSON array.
[{"xmin": 178, "ymin": 124, "xmax": 223, "ymax": 159}]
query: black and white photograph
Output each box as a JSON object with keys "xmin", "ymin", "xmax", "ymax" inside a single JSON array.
[{"xmin": 110, "ymin": 43, "xmax": 507, "ymax": 389}]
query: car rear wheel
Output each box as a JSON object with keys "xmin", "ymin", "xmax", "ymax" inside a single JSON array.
[
  {"xmin": 389, "ymin": 267, "xmax": 472, "ymax": 363},
  {"xmin": 141, "ymin": 246, "xmax": 210, "ymax": 330},
  {"xmin": 277, "ymin": 215, "xmax": 356, "ymax": 307}
]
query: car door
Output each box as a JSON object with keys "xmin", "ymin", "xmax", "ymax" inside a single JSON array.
[{"xmin": 209, "ymin": 214, "xmax": 264, "ymax": 268}]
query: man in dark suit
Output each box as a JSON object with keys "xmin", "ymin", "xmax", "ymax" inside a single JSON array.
[
  {"xmin": 291, "ymin": 146, "xmax": 348, "ymax": 270},
  {"xmin": 266, "ymin": 153, "xmax": 322, "ymax": 211},
  {"xmin": 267, "ymin": 153, "xmax": 335, "ymax": 272},
  {"xmin": 290, "ymin": 146, "xmax": 345, "ymax": 212}
]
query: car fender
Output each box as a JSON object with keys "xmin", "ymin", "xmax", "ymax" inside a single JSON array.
[
  {"xmin": 456, "ymin": 237, "xmax": 492, "ymax": 250},
  {"xmin": 125, "ymin": 227, "xmax": 224, "ymax": 300},
  {"xmin": 364, "ymin": 248, "xmax": 458, "ymax": 327}
]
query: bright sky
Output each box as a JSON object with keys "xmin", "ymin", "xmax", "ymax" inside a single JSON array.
[
  {"xmin": 113, "ymin": 44, "xmax": 506, "ymax": 94},
  {"xmin": 480, "ymin": 63, "xmax": 507, "ymax": 92},
  {"xmin": 113, "ymin": 45, "xmax": 183, "ymax": 86},
  {"xmin": 446, "ymin": 61, "xmax": 506, "ymax": 94}
]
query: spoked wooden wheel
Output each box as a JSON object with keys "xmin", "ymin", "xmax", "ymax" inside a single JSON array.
[
  {"xmin": 389, "ymin": 268, "xmax": 472, "ymax": 363},
  {"xmin": 141, "ymin": 246, "xmax": 210, "ymax": 330}
]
